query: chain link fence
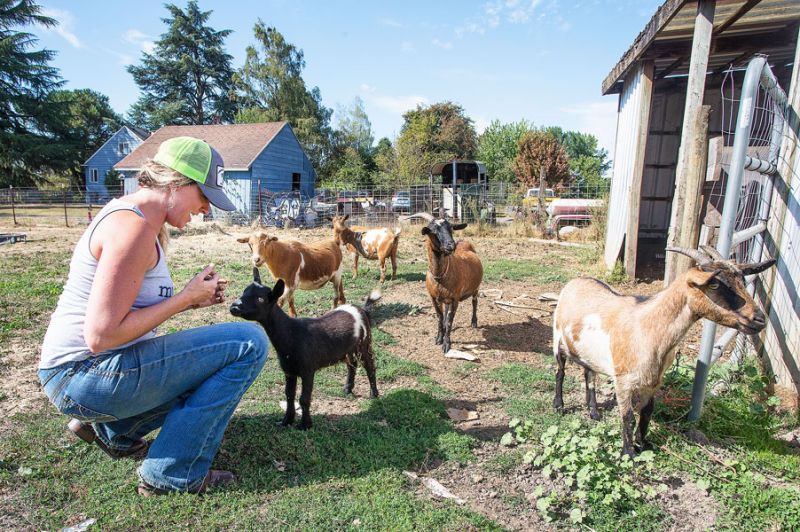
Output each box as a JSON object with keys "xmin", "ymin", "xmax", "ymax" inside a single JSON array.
[{"xmin": 0, "ymin": 180, "xmax": 609, "ymax": 229}]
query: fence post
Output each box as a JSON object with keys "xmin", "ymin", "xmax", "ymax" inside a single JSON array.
[
  {"xmin": 257, "ymin": 176, "xmax": 262, "ymax": 226},
  {"xmin": 10, "ymin": 185, "xmax": 18, "ymax": 226},
  {"xmin": 63, "ymin": 185, "xmax": 69, "ymax": 227}
]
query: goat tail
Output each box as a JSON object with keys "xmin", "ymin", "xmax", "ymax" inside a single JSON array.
[{"xmin": 363, "ymin": 288, "xmax": 382, "ymax": 313}]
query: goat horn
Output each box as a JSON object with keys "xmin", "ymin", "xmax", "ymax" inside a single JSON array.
[
  {"xmin": 699, "ymin": 245, "xmax": 726, "ymax": 261},
  {"xmin": 400, "ymin": 212, "xmax": 434, "ymax": 222},
  {"xmin": 665, "ymin": 246, "xmax": 712, "ymax": 265}
]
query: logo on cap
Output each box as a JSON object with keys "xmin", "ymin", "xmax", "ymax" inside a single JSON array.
[{"xmin": 215, "ymin": 165, "xmax": 224, "ymax": 187}]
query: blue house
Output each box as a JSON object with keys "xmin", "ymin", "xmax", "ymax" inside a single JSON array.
[
  {"xmin": 83, "ymin": 125, "xmax": 149, "ymax": 203},
  {"xmin": 114, "ymin": 122, "xmax": 315, "ymax": 217}
]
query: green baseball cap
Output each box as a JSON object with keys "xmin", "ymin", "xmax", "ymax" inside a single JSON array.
[{"xmin": 153, "ymin": 136, "xmax": 236, "ymax": 211}]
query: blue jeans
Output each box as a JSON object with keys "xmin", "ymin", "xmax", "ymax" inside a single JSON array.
[{"xmin": 38, "ymin": 322, "xmax": 268, "ymax": 492}]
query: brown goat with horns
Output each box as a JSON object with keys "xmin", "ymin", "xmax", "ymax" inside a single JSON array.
[
  {"xmin": 553, "ymin": 245, "xmax": 775, "ymax": 458},
  {"xmin": 407, "ymin": 212, "xmax": 483, "ymax": 353}
]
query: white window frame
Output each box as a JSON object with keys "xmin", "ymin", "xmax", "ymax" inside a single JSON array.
[
  {"xmin": 119, "ymin": 142, "xmax": 129, "ymax": 154},
  {"xmin": 90, "ymin": 168, "xmax": 98, "ymax": 183}
]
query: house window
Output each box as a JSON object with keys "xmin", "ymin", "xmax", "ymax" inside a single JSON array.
[
  {"xmin": 292, "ymin": 172, "xmax": 301, "ymax": 192},
  {"xmin": 91, "ymin": 169, "xmax": 98, "ymax": 183},
  {"xmin": 119, "ymin": 142, "xmax": 129, "ymax": 154}
]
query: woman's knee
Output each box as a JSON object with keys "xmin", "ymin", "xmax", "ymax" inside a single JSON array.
[{"xmin": 235, "ymin": 322, "xmax": 269, "ymax": 365}]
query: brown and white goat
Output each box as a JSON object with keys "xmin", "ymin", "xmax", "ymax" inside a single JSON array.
[
  {"xmin": 408, "ymin": 212, "xmax": 483, "ymax": 353},
  {"xmin": 552, "ymin": 246, "xmax": 776, "ymax": 457},
  {"xmin": 237, "ymin": 231, "xmax": 345, "ymax": 317},
  {"xmin": 331, "ymin": 214, "xmax": 401, "ymax": 283}
]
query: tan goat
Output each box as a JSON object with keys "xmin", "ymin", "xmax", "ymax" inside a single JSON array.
[
  {"xmin": 408, "ymin": 212, "xmax": 483, "ymax": 353},
  {"xmin": 552, "ymin": 246, "xmax": 775, "ymax": 457},
  {"xmin": 331, "ymin": 214, "xmax": 401, "ymax": 283},
  {"xmin": 237, "ymin": 231, "xmax": 345, "ymax": 317}
]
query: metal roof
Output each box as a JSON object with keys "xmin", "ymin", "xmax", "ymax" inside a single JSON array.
[{"xmin": 602, "ymin": 0, "xmax": 800, "ymax": 95}]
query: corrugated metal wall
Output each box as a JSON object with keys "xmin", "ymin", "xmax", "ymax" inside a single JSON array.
[{"xmin": 604, "ymin": 63, "xmax": 649, "ymax": 269}]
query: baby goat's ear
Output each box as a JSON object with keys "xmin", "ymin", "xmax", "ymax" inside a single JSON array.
[
  {"xmin": 253, "ymin": 267, "xmax": 262, "ymax": 284},
  {"xmin": 236, "ymin": 236, "xmax": 249, "ymax": 243},
  {"xmin": 451, "ymin": 223, "xmax": 467, "ymax": 231},
  {"xmin": 272, "ymin": 279, "xmax": 285, "ymax": 300},
  {"xmin": 421, "ymin": 226, "xmax": 432, "ymax": 236}
]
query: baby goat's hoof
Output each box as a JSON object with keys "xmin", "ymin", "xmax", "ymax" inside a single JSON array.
[
  {"xmin": 589, "ymin": 410, "xmax": 602, "ymax": 421},
  {"xmin": 297, "ymin": 422, "xmax": 312, "ymax": 431},
  {"xmin": 634, "ymin": 440, "xmax": 653, "ymax": 453},
  {"xmin": 369, "ymin": 390, "xmax": 379, "ymax": 399}
]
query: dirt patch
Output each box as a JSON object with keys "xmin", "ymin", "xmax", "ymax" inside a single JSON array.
[{"xmin": 1, "ymin": 220, "xmax": 716, "ymax": 530}]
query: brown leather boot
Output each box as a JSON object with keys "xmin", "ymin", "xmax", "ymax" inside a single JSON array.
[
  {"xmin": 67, "ymin": 419, "xmax": 149, "ymax": 460},
  {"xmin": 137, "ymin": 470, "xmax": 236, "ymax": 496}
]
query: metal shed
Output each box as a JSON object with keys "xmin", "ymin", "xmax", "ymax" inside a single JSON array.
[{"xmin": 602, "ymin": 0, "xmax": 800, "ymax": 400}]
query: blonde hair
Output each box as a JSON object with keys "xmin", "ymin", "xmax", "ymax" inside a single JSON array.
[{"xmin": 136, "ymin": 160, "xmax": 196, "ymax": 251}]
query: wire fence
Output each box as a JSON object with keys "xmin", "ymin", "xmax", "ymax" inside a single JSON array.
[
  {"xmin": 0, "ymin": 180, "xmax": 609, "ymax": 229},
  {"xmin": 690, "ymin": 55, "xmax": 799, "ymax": 414}
]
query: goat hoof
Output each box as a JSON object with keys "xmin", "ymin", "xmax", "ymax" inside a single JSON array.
[
  {"xmin": 297, "ymin": 422, "xmax": 312, "ymax": 431},
  {"xmin": 343, "ymin": 387, "xmax": 354, "ymax": 395},
  {"xmin": 435, "ymin": 337, "xmax": 443, "ymax": 345},
  {"xmin": 471, "ymin": 321, "xmax": 478, "ymax": 328},
  {"xmin": 634, "ymin": 440, "xmax": 653, "ymax": 452},
  {"xmin": 589, "ymin": 411, "xmax": 602, "ymax": 421},
  {"xmin": 369, "ymin": 390, "xmax": 379, "ymax": 399},
  {"xmin": 553, "ymin": 403, "xmax": 564, "ymax": 414}
]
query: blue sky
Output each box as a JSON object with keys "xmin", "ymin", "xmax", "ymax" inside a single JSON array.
[{"xmin": 30, "ymin": 0, "xmax": 663, "ymax": 156}]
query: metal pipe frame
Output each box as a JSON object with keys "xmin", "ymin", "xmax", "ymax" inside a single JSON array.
[{"xmin": 688, "ymin": 55, "xmax": 787, "ymax": 421}]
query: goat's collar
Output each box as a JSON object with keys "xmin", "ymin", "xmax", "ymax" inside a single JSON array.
[{"xmin": 428, "ymin": 251, "xmax": 453, "ymax": 282}]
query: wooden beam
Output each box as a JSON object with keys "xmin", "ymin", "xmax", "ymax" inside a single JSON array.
[
  {"xmin": 657, "ymin": 55, "xmax": 687, "ymax": 79},
  {"xmin": 624, "ymin": 61, "xmax": 655, "ymax": 279},
  {"xmin": 665, "ymin": 0, "xmax": 716, "ymax": 285},
  {"xmin": 715, "ymin": 0, "xmax": 763, "ymax": 35},
  {"xmin": 601, "ymin": 0, "xmax": 689, "ymax": 95}
]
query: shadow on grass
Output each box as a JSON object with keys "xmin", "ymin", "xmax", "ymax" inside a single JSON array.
[
  {"xmin": 479, "ymin": 318, "xmax": 551, "ymax": 353},
  {"xmin": 219, "ymin": 388, "xmax": 482, "ymax": 493},
  {"xmin": 395, "ymin": 272, "xmax": 426, "ymax": 282},
  {"xmin": 371, "ymin": 302, "xmax": 415, "ymax": 324}
]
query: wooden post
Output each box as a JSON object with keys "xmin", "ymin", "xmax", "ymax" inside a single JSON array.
[
  {"xmin": 665, "ymin": 0, "xmax": 716, "ymax": 285},
  {"xmin": 10, "ymin": 185, "xmax": 17, "ymax": 226},
  {"xmin": 63, "ymin": 185, "xmax": 69, "ymax": 227},
  {"xmin": 624, "ymin": 60, "xmax": 655, "ymax": 279},
  {"xmin": 676, "ymin": 105, "xmax": 711, "ymax": 274}
]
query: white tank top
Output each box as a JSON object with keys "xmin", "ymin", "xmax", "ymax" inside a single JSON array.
[{"xmin": 39, "ymin": 199, "xmax": 174, "ymax": 369}]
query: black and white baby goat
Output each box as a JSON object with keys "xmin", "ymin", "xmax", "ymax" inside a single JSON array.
[{"xmin": 230, "ymin": 268, "xmax": 380, "ymax": 430}]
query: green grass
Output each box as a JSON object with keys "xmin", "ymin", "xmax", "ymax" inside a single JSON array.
[
  {"xmin": 0, "ymin": 251, "xmax": 69, "ymax": 346},
  {"xmin": 482, "ymin": 258, "xmax": 569, "ymax": 283}
]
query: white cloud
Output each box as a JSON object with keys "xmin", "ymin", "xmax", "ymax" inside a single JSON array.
[
  {"xmin": 558, "ymin": 100, "xmax": 619, "ymax": 156},
  {"xmin": 432, "ymin": 38, "xmax": 453, "ymax": 50},
  {"xmin": 124, "ymin": 29, "xmax": 156, "ymax": 55},
  {"xmin": 455, "ymin": 22, "xmax": 485, "ymax": 36},
  {"xmin": 41, "ymin": 8, "xmax": 81, "ymax": 48},
  {"xmin": 378, "ymin": 17, "xmax": 403, "ymax": 28},
  {"xmin": 400, "ymin": 41, "xmax": 416, "ymax": 54},
  {"xmin": 360, "ymin": 86, "xmax": 428, "ymax": 115}
]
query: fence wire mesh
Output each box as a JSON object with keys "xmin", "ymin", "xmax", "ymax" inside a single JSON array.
[
  {"xmin": 0, "ymin": 181, "xmax": 609, "ymax": 230},
  {"xmin": 696, "ymin": 56, "xmax": 799, "ymax": 402}
]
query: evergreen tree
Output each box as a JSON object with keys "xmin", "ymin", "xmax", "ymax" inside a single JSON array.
[
  {"xmin": 46, "ymin": 89, "xmax": 122, "ymax": 188},
  {"xmin": 127, "ymin": 0, "xmax": 235, "ymax": 129},
  {"xmin": 234, "ymin": 22, "xmax": 332, "ymax": 174},
  {"xmin": 0, "ymin": 0, "xmax": 67, "ymax": 187}
]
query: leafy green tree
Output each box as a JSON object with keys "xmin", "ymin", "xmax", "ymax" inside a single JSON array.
[
  {"xmin": 477, "ymin": 119, "xmax": 533, "ymax": 183},
  {"xmin": 335, "ymin": 97, "xmax": 374, "ymax": 157},
  {"xmin": 372, "ymin": 137, "xmax": 397, "ymax": 185},
  {"xmin": 234, "ymin": 21, "xmax": 332, "ymax": 173},
  {"xmin": 512, "ymin": 131, "xmax": 570, "ymax": 188},
  {"xmin": 542, "ymin": 126, "xmax": 610, "ymax": 184},
  {"xmin": 46, "ymin": 89, "xmax": 122, "ymax": 188},
  {"xmin": 126, "ymin": 0, "xmax": 235, "ymax": 129},
  {"xmin": 396, "ymin": 101, "xmax": 477, "ymax": 184},
  {"xmin": 0, "ymin": 0, "xmax": 69, "ymax": 187}
]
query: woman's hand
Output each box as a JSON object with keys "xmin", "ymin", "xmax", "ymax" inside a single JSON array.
[{"xmin": 180, "ymin": 264, "xmax": 228, "ymax": 310}]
